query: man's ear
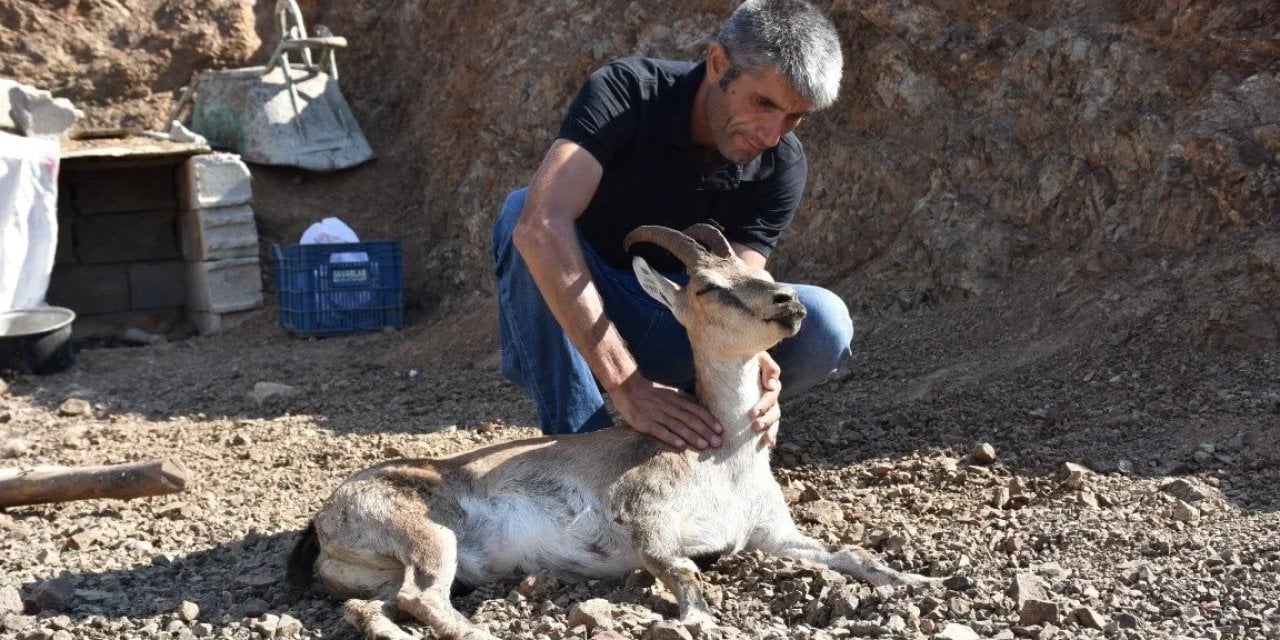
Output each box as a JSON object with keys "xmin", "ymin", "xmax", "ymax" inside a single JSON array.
[
  {"xmin": 633, "ymin": 257, "xmax": 681, "ymax": 311},
  {"xmin": 706, "ymin": 42, "xmax": 730, "ymax": 84}
]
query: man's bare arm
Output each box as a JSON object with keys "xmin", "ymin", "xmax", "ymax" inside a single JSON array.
[
  {"xmin": 512, "ymin": 139, "xmax": 723, "ymax": 449},
  {"xmin": 731, "ymin": 244, "xmax": 767, "ymax": 270}
]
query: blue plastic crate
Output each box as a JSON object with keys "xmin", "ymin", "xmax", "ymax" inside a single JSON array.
[{"xmin": 271, "ymin": 241, "xmax": 404, "ymax": 337}]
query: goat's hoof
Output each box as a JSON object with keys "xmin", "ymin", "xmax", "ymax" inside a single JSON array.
[
  {"xmin": 902, "ymin": 572, "xmax": 943, "ymax": 587},
  {"xmin": 680, "ymin": 610, "xmax": 718, "ymax": 631},
  {"xmin": 888, "ymin": 573, "xmax": 942, "ymax": 589}
]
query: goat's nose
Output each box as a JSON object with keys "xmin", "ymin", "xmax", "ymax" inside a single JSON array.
[{"xmin": 773, "ymin": 289, "xmax": 798, "ymax": 305}]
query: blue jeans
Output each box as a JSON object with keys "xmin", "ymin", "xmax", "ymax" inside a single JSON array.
[{"xmin": 492, "ymin": 188, "xmax": 855, "ymax": 435}]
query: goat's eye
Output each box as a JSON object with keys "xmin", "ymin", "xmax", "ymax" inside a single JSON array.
[{"xmin": 695, "ymin": 284, "xmax": 722, "ymax": 296}]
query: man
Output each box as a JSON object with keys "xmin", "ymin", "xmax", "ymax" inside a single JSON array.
[{"xmin": 492, "ymin": 0, "xmax": 851, "ymax": 450}]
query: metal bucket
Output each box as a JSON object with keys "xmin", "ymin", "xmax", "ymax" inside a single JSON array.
[
  {"xmin": 175, "ymin": 0, "xmax": 374, "ymax": 171},
  {"xmin": 190, "ymin": 64, "xmax": 374, "ymax": 171},
  {"xmin": 0, "ymin": 307, "xmax": 76, "ymax": 375}
]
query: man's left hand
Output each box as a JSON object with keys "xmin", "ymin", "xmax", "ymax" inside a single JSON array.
[{"xmin": 751, "ymin": 352, "xmax": 782, "ymax": 446}]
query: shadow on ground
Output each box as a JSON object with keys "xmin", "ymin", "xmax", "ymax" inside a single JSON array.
[
  {"xmin": 12, "ymin": 528, "xmax": 361, "ymax": 637},
  {"xmin": 6, "ymin": 279, "xmax": 1279, "ymax": 515},
  {"xmin": 11, "ymin": 524, "xmax": 679, "ymax": 639}
]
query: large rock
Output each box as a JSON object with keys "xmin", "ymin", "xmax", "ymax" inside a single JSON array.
[
  {"xmin": 643, "ymin": 620, "xmax": 693, "ymax": 640},
  {"xmin": 1160, "ymin": 478, "xmax": 1212, "ymax": 502},
  {"xmin": 29, "ymin": 579, "xmax": 75, "ymax": 614},
  {"xmin": 1009, "ymin": 573, "xmax": 1049, "ymax": 609},
  {"xmin": 0, "ymin": 585, "xmax": 23, "ymax": 616},
  {"xmin": 934, "ymin": 624, "xmax": 980, "ymax": 640},
  {"xmin": 249, "ymin": 382, "xmax": 300, "ymax": 405},
  {"xmin": 567, "ymin": 599, "xmax": 614, "ymax": 632},
  {"xmin": 1074, "ymin": 606, "xmax": 1109, "ymax": 630},
  {"xmin": 1, "ymin": 80, "xmax": 82, "ymax": 138},
  {"xmin": 797, "ymin": 499, "xmax": 845, "ymax": 525},
  {"xmin": 1019, "ymin": 599, "xmax": 1060, "ymax": 626}
]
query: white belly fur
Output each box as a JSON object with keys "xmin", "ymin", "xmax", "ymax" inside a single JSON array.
[
  {"xmin": 452, "ymin": 468, "xmax": 768, "ymax": 585},
  {"xmin": 454, "ymin": 490, "xmax": 641, "ymax": 584}
]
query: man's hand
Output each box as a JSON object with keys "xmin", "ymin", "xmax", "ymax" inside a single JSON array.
[
  {"xmin": 751, "ymin": 352, "xmax": 782, "ymax": 446},
  {"xmin": 613, "ymin": 374, "xmax": 723, "ymax": 450}
]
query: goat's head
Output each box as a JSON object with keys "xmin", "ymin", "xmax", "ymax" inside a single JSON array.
[{"xmin": 625, "ymin": 224, "xmax": 806, "ymax": 358}]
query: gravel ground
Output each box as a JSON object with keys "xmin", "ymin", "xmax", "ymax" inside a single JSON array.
[{"xmin": 2, "ymin": 285, "xmax": 1279, "ymax": 640}]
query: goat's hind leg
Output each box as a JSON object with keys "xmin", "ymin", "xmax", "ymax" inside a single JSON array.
[
  {"xmin": 391, "ymin": 522, "xmax": 496, "ymax": 640},
  {"xmin": 342, "ymin": 598, "xmax": 414, "ymax": 640},
  {"xmin": 641, "ymin": 553, "xmax": 716, "ymax": 625},
  {"xmin": 634, "ymin": 529, "xmax": 716, "ymax": 626},
  {"xmin": 312, "ymin": 550, "xmax": 416, "ymax": 639}
]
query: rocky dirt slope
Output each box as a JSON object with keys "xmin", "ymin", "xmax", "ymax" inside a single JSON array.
[{"xmin": 2, "ymin": 0, "xmax": 1277, "ymax": 347}]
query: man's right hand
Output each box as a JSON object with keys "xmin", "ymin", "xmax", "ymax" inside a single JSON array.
[{"xmin": 612, "ymin": 374, "xmax": 723, "ymax": 450}]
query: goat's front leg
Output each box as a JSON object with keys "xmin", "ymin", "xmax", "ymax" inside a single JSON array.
[
  {"xmin": 749, "ymin": 518, "xmax": 939, "ymax": 588},
  {"xmin": 633, "ymin": 529, "xmax": 716, "ymax": 626}
]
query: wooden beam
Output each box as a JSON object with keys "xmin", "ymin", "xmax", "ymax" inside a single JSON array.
[{"xmin": 0, "ymin": 458, "xmax": 188, "ymax": 508}]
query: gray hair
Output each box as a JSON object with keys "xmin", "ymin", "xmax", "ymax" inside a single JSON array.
[{"xmin": 715, "ymin": 0, "xmax": 844, "ymax": 109}]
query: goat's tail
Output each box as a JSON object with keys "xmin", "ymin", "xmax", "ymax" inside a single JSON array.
[{"xmin": 287, "ymin": 521, "xmax": 321, "ymax": 591}]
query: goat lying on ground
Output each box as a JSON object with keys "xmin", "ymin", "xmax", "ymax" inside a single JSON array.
[{"xmin": 288, "ymin": 224, "xmax": 937, "ymax": 640}]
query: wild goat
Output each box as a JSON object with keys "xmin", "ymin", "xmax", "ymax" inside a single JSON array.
[{"xmin": 288, "ymin": 224, "xmax": 936, "ymax": 640}]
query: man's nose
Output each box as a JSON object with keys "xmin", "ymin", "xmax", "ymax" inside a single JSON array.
[{"xmin": 757, "ymin": 114, "xmax": 786, "ymax": 148}]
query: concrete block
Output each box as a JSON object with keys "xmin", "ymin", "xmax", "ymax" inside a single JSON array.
[
  {"xmin": 4, "ymin": 80, "xmax": 82, "ymax": 138},
  {"xmin": 180, "ymin": 204, "xmax": 259, "ymax": 261},
  {"xmin": 47, "ymin": 264, "xmax": 131, "ymax": 314},
  {"xmin": 181, "ymin": 153, "xmax": 252, "ymax": 210},
  {"xmin": 76, "ymin": 210, "xmax": 180, "ymax": 263},
  {"xmin": 1, "ymin": 79, "xmax": 17, "ymax": 131},
  {"xmin": 189, "ymin": 308, "xmax": 261, "ymax": 335},
  {"xmin": 186, "ymin": 256, "xmax": 263, "ymax": 313},
  {"xmin": 129, "ymin": 261, "xmax": 187, "ymax": 310},
  {"xmin": 61, "ymin": 164, "xmax": 178, "ymax": 215},
  {"xmin": 55, "ymin": 220, "xmax": 75, "ymax": 264}
]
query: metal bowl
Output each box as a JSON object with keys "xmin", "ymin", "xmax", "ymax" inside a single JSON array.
[{"xmin": 0, "ymin": 307, "xmax": 77, "ymax": 375}]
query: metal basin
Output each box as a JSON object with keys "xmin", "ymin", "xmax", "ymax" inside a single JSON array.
[{"xmin": 0, "ymin": 307, "xmax": 76, "ymax": 375}]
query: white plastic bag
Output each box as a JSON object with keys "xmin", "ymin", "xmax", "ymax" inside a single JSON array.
[
  {"xmin": 299, "ymin": 217, "xmax": 372, "ymax": 314},
  {"xmin": 300, "ymin": 217, "xmax": 368, "ymax": 263},
  {"xmin": 0, "ymin": 131, "xmax": 59, "ymax": 312}
]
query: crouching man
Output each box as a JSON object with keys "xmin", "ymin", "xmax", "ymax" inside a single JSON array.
[{"xmin": 492, "ymin": 0, "xmax": 853, "ymax": 450}]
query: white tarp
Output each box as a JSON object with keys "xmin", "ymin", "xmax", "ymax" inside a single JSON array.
[{"xmin": 0, "ymin": 131, "xmax": 59, "ymax": 312}]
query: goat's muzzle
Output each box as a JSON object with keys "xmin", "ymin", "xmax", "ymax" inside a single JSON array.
[{"xmin": 767, "ymin": 301, "xmax": 807, "ymax": 335}]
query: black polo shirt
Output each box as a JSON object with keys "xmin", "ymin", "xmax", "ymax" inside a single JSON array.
[{"xmin": 557, "ymin": 57, "xmax": 808, "ymax": 273}]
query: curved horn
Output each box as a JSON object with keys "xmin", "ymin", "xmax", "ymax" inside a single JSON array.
[
  {"xmin": 623, "ymin": 225, "xmax": 707, "ymax": 268},
  {"xmin": 682, "ymin": 223, "xmax": 734, "ymax": 258}
]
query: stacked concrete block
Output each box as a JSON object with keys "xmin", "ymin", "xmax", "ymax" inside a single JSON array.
[
  {"xmin": 0, "ymin": 79, "xmax": 15, "ymax": 131},
  {"xmin": 181, "ymin": 204, "xmax": 258, "ymax": 261},
  {"xmin": 1, "ymin": 78, "xmax": 82, "ymax": 138},
  {"xmin": 186, "ymin": 257, "xmax": 263, "ymax": 312},
  {"xmin": 76, "ymin": 211, "xmax": 180, "ymax": 263},
  {"xmin": 61, "ymin": 164, "xmax": 178, "ymax": 214},
  {"xmin": 47, "ymin": 264, "xmax": 131, "ymax": 314},
  {"xmin": 179, "ymin": 153, "xmax": 264, "ymax": 334},
  {"xmin": 50, "ymin": 162, "xmax": 187, "ymax": 333},
  {"xmin": 129, "ymin": 261, "xmax": 187, "ymax": 309}
]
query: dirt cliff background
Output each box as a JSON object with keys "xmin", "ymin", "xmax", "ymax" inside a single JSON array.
[
  {"xmin": 4, "ymin": 3, "xmax": 1280, "ymax": 640},
  {"xmin": 3, "ymin": 0, "xmax": 1278, "ymax": 350}
]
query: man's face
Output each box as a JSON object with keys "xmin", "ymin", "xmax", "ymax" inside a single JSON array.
[{"xmin": 703, "ymin": 48, "xmax": 815, "ymax": 165}]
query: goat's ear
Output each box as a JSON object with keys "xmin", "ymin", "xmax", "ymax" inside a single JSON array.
[{"xmin": 632, "ymin": 256, "xmax": 681, "ymax": 310}]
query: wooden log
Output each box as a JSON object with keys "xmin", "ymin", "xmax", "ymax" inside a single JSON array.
[{"xmin": 0, "ymin": 458, "xmax": 188, "ymax": 508}]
